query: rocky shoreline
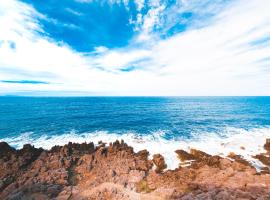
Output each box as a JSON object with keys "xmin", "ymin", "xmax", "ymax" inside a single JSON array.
[{"xmin": 0, "ymin": 139, "xmax": 270, "ymax": 200}]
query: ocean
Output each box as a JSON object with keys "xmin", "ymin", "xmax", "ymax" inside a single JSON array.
[{"xmin": 1, "ymin": 96, "xmax": 270, "ymax": 169}]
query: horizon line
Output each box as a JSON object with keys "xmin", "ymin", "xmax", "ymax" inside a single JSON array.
[{"xmin": 1, "ymin": 95, "xmax": 270, "ymax": 98}]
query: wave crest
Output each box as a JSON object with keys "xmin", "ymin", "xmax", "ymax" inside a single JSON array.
[{"xmin": 1, "ymin": 127, "xmax": 270, "ymax": 169}]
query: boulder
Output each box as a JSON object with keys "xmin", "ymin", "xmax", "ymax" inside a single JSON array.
[{"xmin": 152, "ymin": 154, "xmax": 167, "ymax": 173}]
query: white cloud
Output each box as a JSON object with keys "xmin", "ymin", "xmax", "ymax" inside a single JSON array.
[
  {"xmin": 0, "ymin": 0, "xmax": 270, "ymax": 96},
  {"xmin": 135, "ymin": 0, "xmax": 145, "ymax": 11},
  {"xmin": 131, "ymin": 0, "xmax": 166, "ymax": 42},
  {"xmin": 0, "ymin": 0, "xmax": 103, "ymax": 94},
  {"xmin": 92, "ymin": 49, "xmax": 151, "ymax": 71}
]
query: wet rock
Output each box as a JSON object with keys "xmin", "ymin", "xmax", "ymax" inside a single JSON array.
[
  {"xmin": 264, "ymin": 139, "xmax": 270, "ymax": 152},
  {"xmin": 190, "ymin": 149, "xmax": 211, "ymax": 159},
  {"xmin": 152, "ymin": 154, "xmax": 167, "ymax": 173},
  {"xmin": 228, "ymin": 152, "xmax": 251, "ymax": 166},
  {"xmin": 175, "ymin": 148, "xmax": 222, "ymax": 168},
  {"xmin": 175, "ymin": 150, "xmax": 196, "ymax": 162},
  {"xmin": 254, "ymin": 154, "xmax": 270, "ymax": 169}
]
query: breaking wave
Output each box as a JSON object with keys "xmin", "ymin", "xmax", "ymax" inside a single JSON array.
[{"xmin": 1, "ymin": 126, "xmax": 270, "ymax": 170}]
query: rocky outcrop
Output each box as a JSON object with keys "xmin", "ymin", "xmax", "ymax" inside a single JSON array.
[
  {"xmin": 252, "ymin": 138, "xmax": 270, "ymax": 174},
  {"xmin": 175, "ymin": 149, "xmax": 196, "ymax": 162},
  {"xmin": 0, "ymin": 139, "xmax": 270, "ymax": 199},
  {"xmin": 264, "ymin": 139, "xmax": 270, "ymax": 151},
  {"xmin": 152, "ymin": 154, "xmax": 167, "ymax": 173}
]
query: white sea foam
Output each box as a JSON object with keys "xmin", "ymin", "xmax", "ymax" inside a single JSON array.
[{"xmin": 1, "ymin": 127, "xmax": 270, "ymax": 170}]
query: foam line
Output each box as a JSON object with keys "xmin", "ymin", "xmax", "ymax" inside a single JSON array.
[{"xmin": 1, "ymin": 127, "xmax": 270, "ymax": 169}]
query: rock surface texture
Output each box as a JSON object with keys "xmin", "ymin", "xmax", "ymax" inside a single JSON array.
[{"xmin": 0, "ymin": 139, "xmax": 270, "ymax": 200}]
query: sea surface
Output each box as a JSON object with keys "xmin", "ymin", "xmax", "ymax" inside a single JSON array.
[{"xmin": 1, "ymin": 96, "xmax": 270, "ymax": 168}]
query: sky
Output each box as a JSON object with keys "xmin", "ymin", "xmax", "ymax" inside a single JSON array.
[{"xmin": 0, "ymin": 0, "xmax": 270, "ymax": 96}]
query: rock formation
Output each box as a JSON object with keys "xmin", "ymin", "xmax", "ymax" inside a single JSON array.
[{"xmin": 0, "ymin": 139, "xmax": 270, "ymax": 199}]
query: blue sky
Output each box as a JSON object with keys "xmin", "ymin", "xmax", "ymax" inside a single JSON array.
[
  {"xmin": 19, "ymin": 0, "xmax": 227, "ymax": 52},
  {"xmin": 0, "ymin": 0, "xmax": 270, "ymax": 96}
]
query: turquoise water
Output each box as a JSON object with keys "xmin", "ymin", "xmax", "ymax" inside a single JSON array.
[{"xmin": 0, "ymin": 97, "xmax": 270, "ymax": 139}]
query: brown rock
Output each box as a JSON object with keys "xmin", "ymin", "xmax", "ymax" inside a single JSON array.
[
  {"xmin": 228, "ymin": 152, "xmax": 251, "ymax": 166},
  {"xmin": 190, "ymin": 149, "xmax": 211, "ymax": 159},
  {"xmin": 254, "ymin": 154, "xmax": 270, "ymax": 166},
  {"xmin": 152, "ymin": 154, "xmax": 167, "ymax": 173},
  {"xmin": 136, "ymin": 149, "xmax": 149, "ymax": 160},
  {"xmin": 0, "ymin": 140, "xmax": 270, "ymax": 200},
  {"xmin": 264, "ymin": 139, "xmax": 270, "ymax": 152},
  {"xmin": 175, "ymin": 150, "xmax": 196, "ymax": 162},
  {"xmin": 0, "ymin": 142, "xmax": 15, "ymax": 157}
]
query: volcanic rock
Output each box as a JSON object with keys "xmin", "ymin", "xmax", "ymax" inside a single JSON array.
[
  {"xmin": 152, "ymin": 154, "xmax": 167, "ymax": 173},
  {"xmin": 0, "ymin": 139, "xmax": 270, "ymax": 199}
]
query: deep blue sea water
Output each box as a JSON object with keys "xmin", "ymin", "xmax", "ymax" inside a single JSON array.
[
  {"xmin": 1, "ymin": 96, "xmax": 270, "ymax": 138},
  {"xmin": 1, "ymin": 96, "xmax": 270, "ymax": 168}
]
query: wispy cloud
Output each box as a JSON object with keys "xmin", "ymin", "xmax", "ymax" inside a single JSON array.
[
  {"xmin": 0, "ymin": 0, "xmax": 270, "ymax": 96},
  {"xmin": 1, "ymin": 80, "xmax": 49, "ymax": 84}
]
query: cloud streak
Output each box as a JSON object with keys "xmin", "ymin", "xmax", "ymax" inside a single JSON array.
[{"xmin": 1, "ymin": 80, "xmax": 49, "ymax": 84}]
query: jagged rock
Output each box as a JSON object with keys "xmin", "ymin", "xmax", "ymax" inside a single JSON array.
[
  {"xmin": 136, "ymin": 149, "xmax": 149, "ymax": 160},
  {"xmin": 0, "ymin": 139, "xmax": 270, "ymax": 199},
  {"xmin": 0, "ymin": 142, "xmax": 16, "ymax": 157},
  {"xmin": 190, "ymin": 149, "xmax": 211, "ymax": 159},
  {"xmin": 175, "ymin": 148, "xmax": 222, "ymax": 168},
  {"xmin": 175, "ymin": 150, "xmax": 196, "ymax": 162},
  {"xmin": 152, "ymin": 154, "xmax": 167, "ymax": 173}
]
